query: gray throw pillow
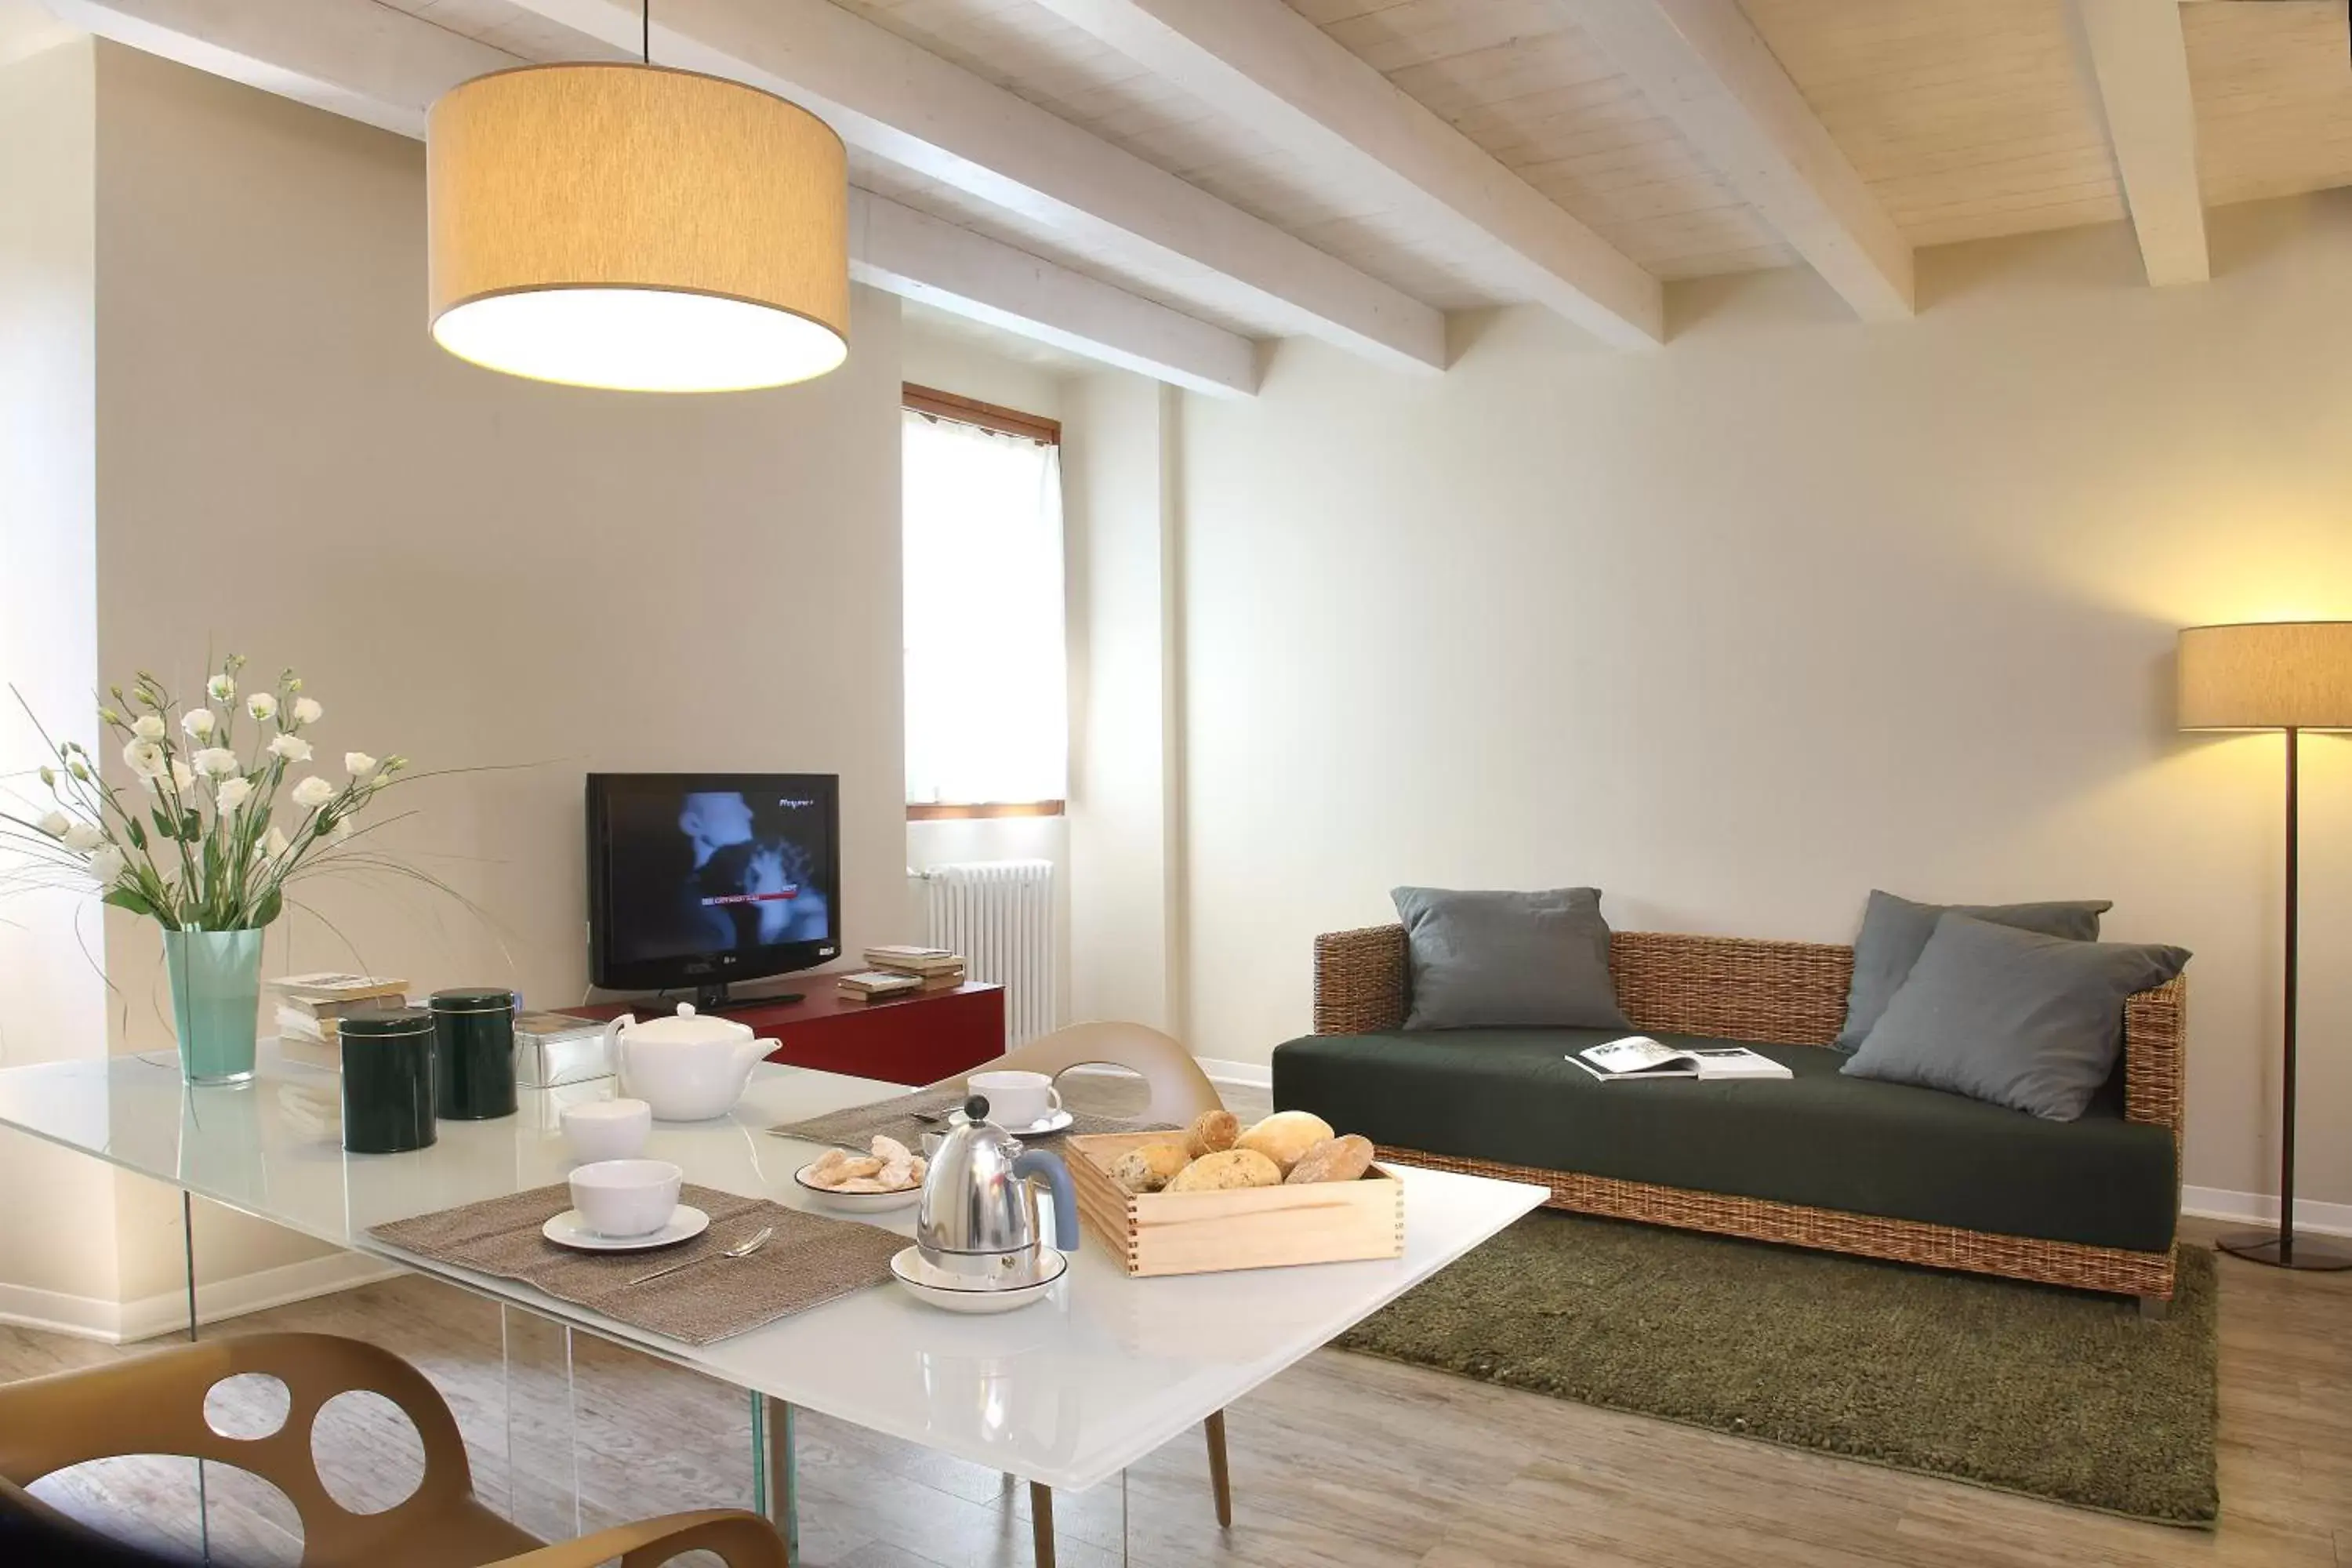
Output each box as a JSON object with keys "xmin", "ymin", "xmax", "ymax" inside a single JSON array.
[
  {"xmin": 1392, "ymin": 887, "xmax": 1632, "ymax": 1032},
  {"xmin": 1833, "ymin": 889, "xmax": 2113, "ymax": 1052},
  {"xmin": 1841, "ymin": 913, "xmax": 2188, "ymax": 1120}
]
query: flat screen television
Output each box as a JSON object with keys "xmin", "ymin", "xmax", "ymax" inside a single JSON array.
[{"xmin": 586, "ymin": 772, "xmax": 841, "ymax": 1009}]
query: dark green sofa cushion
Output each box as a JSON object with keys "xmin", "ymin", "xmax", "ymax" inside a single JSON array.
[{"xmin": 1271, "ymin": 1026, "xmax": 2176, "ymax": 1254}]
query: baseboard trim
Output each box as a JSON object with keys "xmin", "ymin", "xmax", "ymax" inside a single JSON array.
[
  {"xmin": 1196, "ymin": 1057, "xmax": 1272, "ymax": 1093},
  {"xmin": 2182, "ymin": 1186, "xmax": 2352, "ymax": 1239},
  {"xmin": 0, "ymin": 1251, "xmax": 399, "ymax": 1345}
]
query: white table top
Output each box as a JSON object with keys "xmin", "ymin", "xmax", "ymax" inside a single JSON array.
[{"xmin": 0, "ymin": 1047, "xmax": 1546, "ymax": 1491}]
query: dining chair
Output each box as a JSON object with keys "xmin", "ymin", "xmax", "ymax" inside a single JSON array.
[
  {"xmin": 0, "ymin": 1331, "xmax": 787, "ymax": 1568},
  {"xmin": 931, "ymin": 1018, "xmax": 1232, "ymax": 1566},
  {"xmin": 927, "ymin": 1018, "xmax": 1225, "ymax": 1126}
]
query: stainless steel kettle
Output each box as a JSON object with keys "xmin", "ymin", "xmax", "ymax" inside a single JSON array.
[{"xmin": 916, "ymin": 1095, "xmax": 1080, "ymax": 1285}]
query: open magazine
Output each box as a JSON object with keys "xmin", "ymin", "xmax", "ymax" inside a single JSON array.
[{"xmin": 1570, "ymin": 1035, "xmax": 1793, "ymax": 1083}]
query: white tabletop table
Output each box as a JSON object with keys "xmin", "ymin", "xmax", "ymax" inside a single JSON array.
[{"xmin": 0, "ymin": 1047, "xmax": 1546, "ymax": 1560}]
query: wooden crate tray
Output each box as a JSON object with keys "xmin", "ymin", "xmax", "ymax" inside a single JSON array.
[{"xmin": 1066, "ymin": 1131, "xmax": 1406, "ymax": 1278}]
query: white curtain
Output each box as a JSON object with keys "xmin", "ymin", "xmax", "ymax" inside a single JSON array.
[{"xmin": 902, "ymin": 411, "xmax": 1068, "ymax": 805}]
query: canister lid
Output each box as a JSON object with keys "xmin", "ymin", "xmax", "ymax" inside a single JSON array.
[
  {"xmin": 338, "ymin": 1007, "xmax": 434, "ymax": 1037},
  {"xmin": 429, "ymin": 988, "xmax": 518, "ymax": 1014}
]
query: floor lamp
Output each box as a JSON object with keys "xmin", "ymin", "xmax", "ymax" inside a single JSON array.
[{"xmin": 2178, "ymin": 621, "xmax": 2352, "ymax": 1271}]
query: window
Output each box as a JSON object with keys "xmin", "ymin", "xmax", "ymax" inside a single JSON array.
[{"xmin": 902, "ymin": 385, "xmax": 1067, "ymax": 817}]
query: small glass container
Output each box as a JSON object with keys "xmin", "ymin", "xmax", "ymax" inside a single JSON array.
[
  {"xmin": 339, "ymin": 1008, "xmax": 437, "ymax": 1154},
  {"xmin": 430, "ymin": 988, "xmax": 519, "ymax": 1120}
]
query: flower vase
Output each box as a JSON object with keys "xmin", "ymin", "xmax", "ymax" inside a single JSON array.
[{"xmin": 164, "ymin": 927, "xmax": 263, "ymax": 1084}]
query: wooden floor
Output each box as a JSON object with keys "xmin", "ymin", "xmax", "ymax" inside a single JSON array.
[{"xmin": 4, "ymin": 1084, "xmax": 2348, "ymax": 1566}]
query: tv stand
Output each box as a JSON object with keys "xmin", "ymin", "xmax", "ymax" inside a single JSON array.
[
  {"xmin": 576, "ymin": 980, "xmax": 1005, "ymax": 1086},
  {"xmin": 694, "ymin": 980, "xmax": 802, "ymax": 1013}
]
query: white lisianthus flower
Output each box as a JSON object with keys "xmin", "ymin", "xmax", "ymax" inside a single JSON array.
[
  {"xmin": 38, "ymin": 810, "xmax": 71, "ymax": 837},
  {"xmin": 61, "ymin": 822, "xmax": 106, "ymax": 851},
  {"xmin": 193, "ymin": 747, "xmax": 240, "ymax": 778},
  {"xmin": 344, "ymin": 751, "xmax": 377, "ymax": 779},
  {"xmin": 170, "ymin": 759, "xmax": 196, "ymax": 793},
  {"xmin": 87, "ymin": 844, "xmax": 125, "ymax": 884},
  {"xmin": 327, "ymin": 815, "xmax": 353, "ymax": 844},
  {"xmin": 291, "ymin": 696, "xmax": 322, "ymax": 726},
  {"xmin": 247, "ymin": 692, "xmax": 278, "ymax": 723},
  {"xmin": 182, "ymin": 708, "xmax": 216, "ymax": 740},
  {"xmin": 261, "ymin": 825, "xmax": 290, "ymax": 860},
  {"xmin": 291, "ymin": 775, "xmax": 336, "ymax": 810},
  {"xmin": 216, "ymin": 776, "xmax": 253, "ymax": 812},
  {"xmin": 266, "ymin": 734, "xmax": 312, "ymax": 763},
  {"xmin": 207, "ymin": 673, "xmax": 234, "ymax": 702},
  {"xmin": 131, "ymin": 714, "xmax": 165, "ymax": 741},
  {"xmin": 122, "ymin": 739, "xmax": 169, "ymax": 779}
]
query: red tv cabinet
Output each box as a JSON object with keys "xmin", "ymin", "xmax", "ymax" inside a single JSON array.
[{"xmin": 579, "ymin": 982, "xmax": 1006, "ymax": 1087}]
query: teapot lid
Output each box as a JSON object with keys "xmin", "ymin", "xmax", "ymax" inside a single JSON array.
[{"xmin": 618, "ymin": 1002, "xmax": 751, "ymax": 1044}]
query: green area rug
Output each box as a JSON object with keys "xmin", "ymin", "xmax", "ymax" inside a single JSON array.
[{"xmin": 1334, "ymin": 1211, "xmax": 2219, "ymax": 1524}]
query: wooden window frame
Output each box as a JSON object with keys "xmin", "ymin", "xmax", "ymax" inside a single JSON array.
[
  {"xmin": 902, "ymin": 383, "xmax": 1061, "ymax": 445},
  {"xmin": 906, "ymin": 801, "xmax": 1066, "ymax": 821}
]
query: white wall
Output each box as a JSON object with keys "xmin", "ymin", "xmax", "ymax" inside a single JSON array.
[
  {"xmin": 1176, "ymin": 195, "xmax": 2352, "ymax": 1207},
  {"xmin": 0, "ymin": 35, "xmax": 125, "ymax": 1317},
  {"xmin": 7, "ymin": 41, "xmax": 909, "ymax": 1315}
]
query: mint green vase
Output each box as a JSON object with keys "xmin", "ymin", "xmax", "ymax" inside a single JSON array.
[{"xmin": 164, "ymin": 927, "xmax": 263, "ymax": 1085}]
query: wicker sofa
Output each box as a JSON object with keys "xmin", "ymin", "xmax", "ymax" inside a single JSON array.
[{"xmin": 1275, "ymin": 924, "xmax": 2187, "ymax": 1311}]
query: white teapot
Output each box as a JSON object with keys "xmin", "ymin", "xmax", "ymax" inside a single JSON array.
[{"xmin": 601, "ymin": 1004, "xmax": 775, "ymax": 1121}]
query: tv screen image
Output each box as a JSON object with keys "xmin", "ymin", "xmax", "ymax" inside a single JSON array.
[{"xmin": 586, "ymin": 773, "xmax": 840, "ymax": 1004}]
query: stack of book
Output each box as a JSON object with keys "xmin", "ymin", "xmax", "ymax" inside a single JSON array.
[
  {"xmin": 835, "ymin": 970, "xmax": 924, "ymax": 1005},
  {"xmin": 862, "ymin": 946, "xmax": 969, "ymax": 992},
  {"xmin": 270, "ymin": 972, "xmax": 410, "ymax": 1069}
]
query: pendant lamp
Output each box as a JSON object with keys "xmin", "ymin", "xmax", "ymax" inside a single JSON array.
[{"xmin": 425, "ymin": 20, "xmax": 848, "ymax": 394}]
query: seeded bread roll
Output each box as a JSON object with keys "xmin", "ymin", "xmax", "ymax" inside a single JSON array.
[
  {"xmin": 1184, "ymin": 1109, "xmax": 1240, "ymax": 1160},
  {"xmin": 1236, "ymin": 1110, "xmax": 1336, "ymax": 1174},
  {"xmin": 1165, "ymin": 1147, "xmax": 1282, "ymax": 1192},
  {"xmin": 1108, "ymin": 1140, "xmax": 1193, "ymax": 1194},
  {"xmin": 1285, "ymin": 1134, "xmax": 1374, "ymax": 1185}
]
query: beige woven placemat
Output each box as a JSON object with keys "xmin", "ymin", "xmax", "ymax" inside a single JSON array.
[
  {"xmin": 368, "ymin": 1183, "xmax": 902, "ymax": 1346},
  {"xmin": 768, "ymin": 1086, "xmax": 1175, "ymax": 1150}
]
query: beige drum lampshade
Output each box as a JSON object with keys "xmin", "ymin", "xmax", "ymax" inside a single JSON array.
[
  {"xmin": 2178, "ymin": 622, "xmax": 2352, "ymax": 731},
  {"xmin": 426, "ymin": 64, "xmax": 848, "ymax": 393}
]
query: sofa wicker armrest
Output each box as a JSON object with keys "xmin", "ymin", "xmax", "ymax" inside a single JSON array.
[
  {"xmin": 1313, "ymin": 925, "xmax": 1407, "ymax": 1033},
  {"xmin": 2123, "ymin": 975, "xmax": 2187, "ymax": 1140}
]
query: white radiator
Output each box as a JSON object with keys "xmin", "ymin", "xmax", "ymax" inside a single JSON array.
[{"xmin": 918, "ymin": 859, "xmax": 1058, "ymax": 1045}]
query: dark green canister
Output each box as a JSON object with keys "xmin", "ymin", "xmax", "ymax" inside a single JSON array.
[
  {"xmin": 339, "ymin": 1008, "xmax": 437, "ymax": 1154},
  {"xmin": 430, "ymin": 988, "xmax": 518, "ymax": 1120}
]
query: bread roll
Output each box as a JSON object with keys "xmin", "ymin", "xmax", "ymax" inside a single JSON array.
[
  {"xmin": 1285, "ymin": 1134, "xmax": 1374, "ymax": 1185},
  {"xmin": 1108, "ymin": 1140, "xmax": 1192, "ymax": 1194},
  {"xmin": 1184, "ymin": 1109, "xmax": 1240, "ymax": 1160},
  {"xmin": 1166, "ymin": 1148, "xmax": 1282, "ymax": 1192},
  {"xmin": 1236, "ymin": 1110, "xmax": 1335, "ymax": 1174}
]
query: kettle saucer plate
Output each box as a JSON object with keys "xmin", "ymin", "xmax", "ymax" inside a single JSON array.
[
  {"xmin": 793, "ymin": 1163, "xmax": 924, "ymax": 1214},
  {"xmin": 948, "ymin": 1108, "xmax": 1076, "ymax": 1137},
  {"xmin": 891, "ymin": 1246, "xmax": 1067, "ymax": 1314},
  {"xmin": 542, "ymin": 1205, "xmax": 710, "ymax": 1252}
]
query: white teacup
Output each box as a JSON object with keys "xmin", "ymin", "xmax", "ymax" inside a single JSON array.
[
  {"xmin": 568, "ymin": 1158, "xmax": 682, "ymax": 1238},
  {"xmin": 562, "ymin": 1098, "xmax": 652, "ymax": 1163},
  {"xmin": 968, "ymin": 1069, "xmax": 1062, "ymax": 1130}
]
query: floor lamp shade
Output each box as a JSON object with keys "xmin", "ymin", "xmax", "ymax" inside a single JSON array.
[
  {"xmin": 2177, "ymin": 621, "xmax": 2352, "ymax": 730},
  {"xmin": 426, "ymin": 64, "xmax": 849, "ymax": 394}
]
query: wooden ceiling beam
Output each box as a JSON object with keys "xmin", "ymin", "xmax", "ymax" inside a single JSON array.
[
  {"xmin": 50, "ymin": 0, "xmax": 1262, "ymax": 394},
  {"xmin": 1027, "ymin": 0, "xmax": 1663, "ymax": 349},
  {"xmin": 1572, "ymin": 0, "xmax": 1915, "ymax": 323},
  {"xmin": 499, "ymin": 0, "xmax": 1448, "ymax": 372},
  {"xmin": 2071, "ymin": 0, "xmax": 2210, "ymax": 287}
]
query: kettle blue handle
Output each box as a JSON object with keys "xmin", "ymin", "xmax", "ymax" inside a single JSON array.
[{"xmin": 1011, "ymin": 1149, "xmax": 1080, "ymax": 1253}]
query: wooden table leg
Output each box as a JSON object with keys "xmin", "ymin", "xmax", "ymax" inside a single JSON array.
[
  {"xmin": 1029, "ymin": 1481, "xmax": 1055, "ymax": 1568},
  {"xmin": 1205, "ymin": 1408, "xmax": 1232, "ymax": 1528},
  {"xmin": 762, "ymin": 1395, "xmax": 797, "ymax": 1565}
]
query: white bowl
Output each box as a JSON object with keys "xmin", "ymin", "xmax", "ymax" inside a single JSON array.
[
  {"xmin": 561, "ymin": 1098, "xmax": 652, "ymax": 1163},
  {"xmin": 890, "ymin": 1246, "xmax": 1066, "ymax": 1315},
  {"xmin": 793, "ymin": 1162, "xmax": 922, "ymax": 1214},
  {"xmin": 568, "ymin": 1158, "xmax": 683, "ymax": 1239}
]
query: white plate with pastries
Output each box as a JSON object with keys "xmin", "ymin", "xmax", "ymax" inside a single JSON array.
[{"xmin": 795, "ymin": 1135, "xmax": 927, "ymax": 1214}]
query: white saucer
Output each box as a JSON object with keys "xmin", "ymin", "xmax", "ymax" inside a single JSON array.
[
  {"xmin": 542, "ymin": 1205, "xmax": 710, "ymax": 1253},
  {"xmin": 891, "ymin": 1246, "xmax": 1067, "ymax": 1314},
  {"xmin": 793, "ymin": 1163, "xmax": 923, "ymax": 1214},
  {"xmin": 949, "ymin": 1108, "xmax": 1076, "ymax": 1137}
]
